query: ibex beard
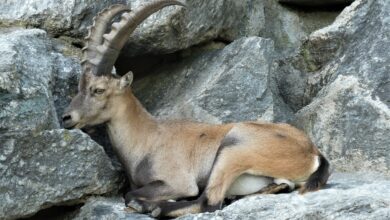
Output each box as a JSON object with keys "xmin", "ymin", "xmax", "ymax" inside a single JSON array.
[{"xmin": 62, "ymin": 0, "xmax": 330, "ymax": 218}]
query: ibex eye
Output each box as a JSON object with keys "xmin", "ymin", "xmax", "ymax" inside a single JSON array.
[{"xmin": 94, "ymin": 88, "xmax": 105, "ymax": 94}]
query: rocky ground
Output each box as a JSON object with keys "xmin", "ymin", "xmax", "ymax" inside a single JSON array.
[{"xmin": 0, "ymin": 0, "xmax": 389, "ymax": 219}]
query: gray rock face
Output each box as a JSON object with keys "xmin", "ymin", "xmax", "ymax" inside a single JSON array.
[
  {"xmin": 279, "ymin": 0, "xmax": 354, "ymax": 7},
  {"xmin": 262, "ymin": 0, "xmax": 340, "ymax": 53},
  {"xmin": 124, "ymin": 0, "xmax": 266, "ymax": 56},
  {"xmin": 0, "ymin": 0, "xmax": 126, "ymax": 37},
  {"xmin": 292, "ymin": 0, "xmax": 390, "ymax": 174},
  {"xmin": 178, "ymin": 173, "xmax": 390, "ymax": 220},
  {"xmin": 0, "ymin": 28, "xmax": 84, "ymax": 133},
  {"xmin": 0, "ymin": 29, "xmax": 59, "ymax": 133},
  {"xmin": 133, "ymin": 37, "xmax": 294, "ymax": 123},
  {"xmin": 0, "ymin": 129, "xmax": 122, "ymax": 220},
  {"xmin": 74, "ymin": 197, "xmax": 153, "ymax": 220},
  {"xmin": 0, "ymin": 29, "xmax": 124, "ymax": 219},
  {"xmin": 51, "ymin": 53, "xmax": 81, "ymax": 120},
  {"xmin": 0, "ymin": 0, "xmax": 266, "ymax": 55}
]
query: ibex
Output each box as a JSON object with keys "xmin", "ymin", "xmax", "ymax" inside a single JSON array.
[{"xmin": 62, "ymin": 0, "xmax": 330, "ymax": 217}]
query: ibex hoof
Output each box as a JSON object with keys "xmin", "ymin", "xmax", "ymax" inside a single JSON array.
[
  {"xmin": 150, "ymin": 207, "xmax": 162, "ymax": 218},
  {"xmin": 126, "ymin": 199, "xmax": 144, "ymax": 213}
]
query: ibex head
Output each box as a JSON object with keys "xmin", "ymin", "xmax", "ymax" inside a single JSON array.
[{"xmin": 62, "ymin": 0, "xmax": 185, "ymax": 129}]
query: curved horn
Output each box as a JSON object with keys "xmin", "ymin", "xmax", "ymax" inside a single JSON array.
[
  {"xmin": 82, "ymin": 4, "xmax": 130, "ymax": 75},
  {"xmin": 83, "ymin": 0, "xmax": 186, "ymax": 76}
]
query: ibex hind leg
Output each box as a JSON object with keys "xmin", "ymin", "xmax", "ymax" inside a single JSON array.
[
  {"xmin": 203, "ymin": 147, "xmax": 295, "ymax": 208},
  {"xmin": 203, "ymin": 147, "xmax": 249, "ymax": 209}
]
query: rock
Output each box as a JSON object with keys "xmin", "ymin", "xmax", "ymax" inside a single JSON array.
[
  {"xmin": 0, "ymin": 129, "xmax": 123, "ymax": 220},
  {"xmin": 279, "ymin": 0, "xmax": 354, "ymax": 7},
  {"xmin": 262, "ymin": 0, "xmax": 340, "ymax": 54},
  {"xmin": 0, "ymin": 0, "xmax": 265, "ymax": 55},
  {"xmin": 291, "ymin": 0, "xmax": 390, "ymax": 173},
  {"xmin": 296, "ymin": 75, "xmax": 390, "ymax": 174},
  {"xmin": 0, "ymin": 28, "xmax": 86, "ymax": 133},
  {"xmin": 277, "ymin": 0, "xmax": 389, "ymax": 110},
  {"xmin": 178, "ymin": 173, "xmax": 390, "ymax": 220},
  {"xmin": 0, "ymin": 0, "xmax": 127, "ymax": 37},
  {"xmin": 51, "ymin": 53, "xmax": 81, "ymax": 121},
  {"xmin": 123, "ymin": 0, "xmax": 265, "ymax": 56},
  {"xmin": 74, "ymin": 197, "xmax": 153, "ymax": 220},
  {"xmin": 133, "ymin": 37, "xmax": 294, "ymax": 123},
  {"xmin": 0, "ymin": 29, "xmax": 59, "ymax": 133}
]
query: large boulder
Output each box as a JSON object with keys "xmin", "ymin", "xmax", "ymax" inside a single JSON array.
[
  {"xmin": 0, "ymin": 0, "xmax": 127, "ymax": 37},
  {"xmin": 288, "ymin": 0, "xmax": 390, "ymax": 173},
  {"xmin": 123, "ymin": 0, "xmax": 265, "ymax": 56},
  {"xmin": 0, "ymin": 29, "xmax": 124, "ymax": 219},
  {"xmin": 133, "ymin": 37, "xmax": 294, "ymax": 123},
  {"xmin": 0, "ymin": 0, "xmax": 265, "ymax": 55},
  {"xmin": 0, "ymin": 28, "xmax": 84, "ymax": 133},
  {"xmin": 262, "ymin": 0, "xmax": 340, "ymax": 54},
  {"xmin": 0, "ymin": 29, "xmax": 59, "ymax": 133},
  {"xmin": 178, "ymin": 173, "xmax": 390, "ymax": 220},
  {"xmin": 0, "ymin": 129, "xmax": 123, "ymax": 220}
]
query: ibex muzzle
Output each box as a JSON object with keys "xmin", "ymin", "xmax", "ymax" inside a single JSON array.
[{"xmin": 63, "ymin": 0, "xmax": 330, "ymax": 218}]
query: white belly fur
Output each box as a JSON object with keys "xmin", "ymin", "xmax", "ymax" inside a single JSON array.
[{"xmin": 227, "ymin": 174, "xmax": 273, "ymax": 196}]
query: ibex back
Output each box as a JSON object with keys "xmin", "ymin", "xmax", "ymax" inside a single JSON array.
[{"xmin": 62, "ymin": 0, "xmax": 330, "ymax": 218}]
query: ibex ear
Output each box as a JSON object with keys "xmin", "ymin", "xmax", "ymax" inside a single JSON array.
[{"xmin": 119, "ymin": 71, "xmax": 134, "ymax": 90}]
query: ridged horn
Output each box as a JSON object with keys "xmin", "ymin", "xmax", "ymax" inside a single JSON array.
[
  {"xmin": 81, "ymin": 4, "xmax": 130, "ymax": 75},
  {"xmin": 82, "ymin": 0, "xmax": 185, "ymax": 76}
]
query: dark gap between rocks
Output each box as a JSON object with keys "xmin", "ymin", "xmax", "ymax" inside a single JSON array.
[
  {"xmin": 278, "ymin": 1, "xmax": 354, "ymax": 11},
  {"xmin": 115, "ymin": 39, "xmax": 228, "ymax": 80},
  {"xmin": 22, "ymin": 204, "xmax": 82, "ymax": 220}
]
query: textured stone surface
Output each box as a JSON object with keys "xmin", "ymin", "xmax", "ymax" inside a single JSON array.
[
  {"xmin": 296, "ymin": 75, "xmax": 390, "ymax": 174},
  {"xmin": 74, "ymin": 197, "xmax": 153, "ymax": 220},
  {"xmin": 0, "ymin": 29, "xmax": 125, "ymax": 219},
  {"xmin": 51, "ymin": 53, "xmax": 81, "ymax": 120},
  {"xmin": 0, "ymin": 0, "xmax": 265, "ymax": 55},
  {"xmin": 0, "ymin": 0, "xmax": 126, "ymax": 37},
  {"xmin": 0, "ymin": 0, "xmax": 341, "ymax": 58},
  {"xmin": 133, "ymin": 37, "xmax": 294, "ymax": 123},
  {"xmin": 123, "ymin": 0, "xmax": 265, "ymax": 56},
  {"xmin": 178, "ymin": 173, "xmax": 390, "ymax": 220},
  {"xmin": 277, "ymin": 0, "xmax": 388, "ymax": 111},
  {"xmin": 262, "ymin": 0, "xmax": 340, "ymax": 53},
  {"xmin": 290, "ymin": 0, "xmax": 390, "ymax": 173},
  {"xmin": 0, "ymin": 28, "xmax": 84, "ymax": 133},
  {"xmin": 0, "ymin": 129, "xmax": 123, "ymax": 220},
  {"xmin": 0, "ymin": 29, "xmax": 59, "ymax": 133}
]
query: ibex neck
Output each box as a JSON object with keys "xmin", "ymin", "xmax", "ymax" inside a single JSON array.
[{"xmin": 106, "ymin": 90, "xmax": 158, "ymax": 161}]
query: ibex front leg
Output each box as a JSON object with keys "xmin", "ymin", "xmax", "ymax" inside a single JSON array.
[
  {"xmin": 125, "ymin": 181, "xmax": 173, "ymax": 213},
  {"xmin": 125, "ymin": 180, "xmax": 199, "ymax": 213}
]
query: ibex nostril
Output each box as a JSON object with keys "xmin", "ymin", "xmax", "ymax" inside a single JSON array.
[{"xmin": 62, "ymin": 115, "xmax": 72, "ymax": 122}]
